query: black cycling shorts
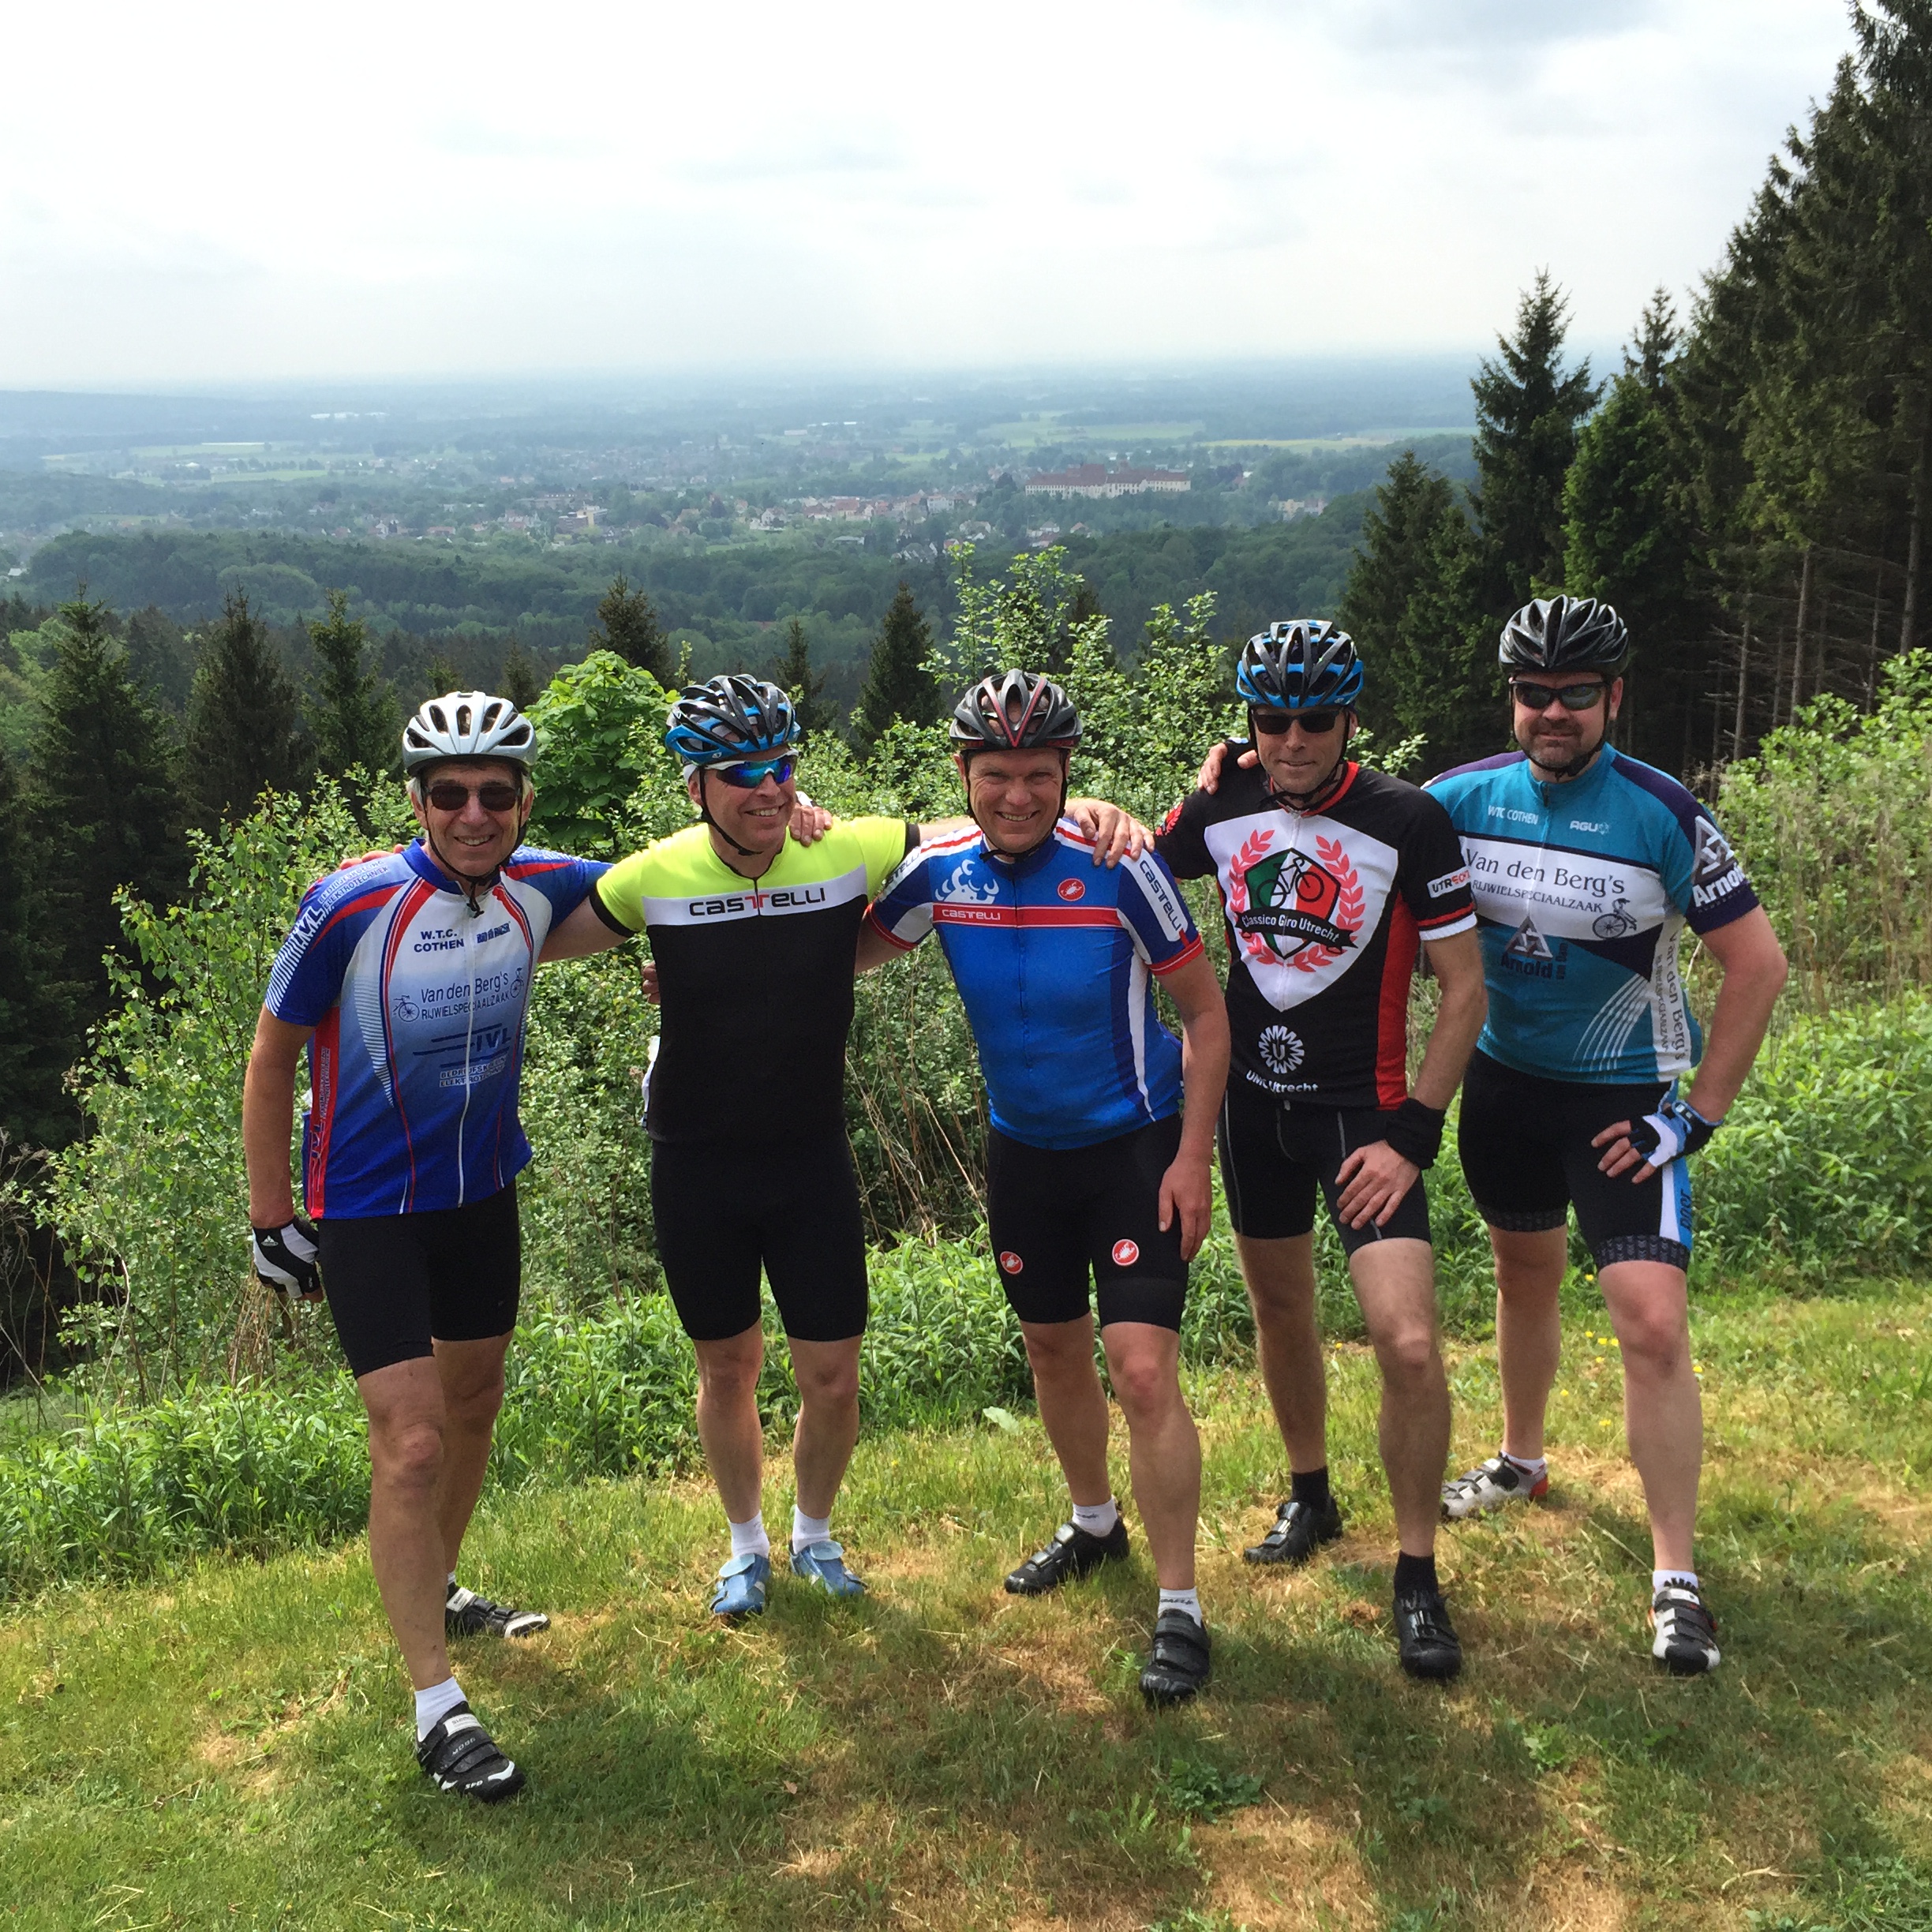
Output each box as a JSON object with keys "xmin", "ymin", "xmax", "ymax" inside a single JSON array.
[
  {"xmin": 317, "ymin": 1179, "xmax": 522, "ymax": 1380},
  {"xmin": 987, "ymin": 1115, "xmax": 1189, "ymax": 1332},
  {"xmin": 1457, "ymin": 1049, "xmax": 1693, "ymax": 1272},
  {"xmin": 650, "ymin": 1131, "xmax": 868, "ymax": 1343},
  {"xmin": 1215, "ymin": 1079, "xmax": 1433, "ymax": 1254}
]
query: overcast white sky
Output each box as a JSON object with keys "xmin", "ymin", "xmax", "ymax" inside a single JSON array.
[{"xmin": 0, "ymin": 0, "xmax": 1855, "ymax": 388}]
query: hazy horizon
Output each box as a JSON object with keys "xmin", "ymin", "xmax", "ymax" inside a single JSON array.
[{"xmin": 2, "ymin": 0, "xmax": 1852, "ymax": 386}]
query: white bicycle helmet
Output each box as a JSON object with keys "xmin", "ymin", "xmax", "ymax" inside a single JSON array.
[{"xmin": 402, "ymin": 691, "xmax": 537, "ymax": 780}]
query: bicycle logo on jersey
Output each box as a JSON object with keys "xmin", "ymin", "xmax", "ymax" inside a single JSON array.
[
  {"xmin": 1226, "ymin": 829, "xmax": 1365, "ymax": 972},
  {"xmin": 1591, "ymin": 897, "xmax": 1639, "ymax": 939}
]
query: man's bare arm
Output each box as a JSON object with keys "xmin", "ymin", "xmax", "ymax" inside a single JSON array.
[
  {"xmin": 541, "ymin": 894, "xmax": 633, "ymax": 963},
  {"xmin": 243, "ymin": 1009, "xmax": 314, "ymax": 1236},
  {"xmin": 1155, "ymin": 950, "xmax": 1230, "ymax": 1260},
  {"xmin": 1410, "ymin": 927, "xmax": 1488, "ymax": 1111}
]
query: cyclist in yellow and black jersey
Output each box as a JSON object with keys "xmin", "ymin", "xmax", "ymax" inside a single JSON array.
[{"xmin": 543, "ymin": 673, "xmax": 1152, "ymax": 1619}]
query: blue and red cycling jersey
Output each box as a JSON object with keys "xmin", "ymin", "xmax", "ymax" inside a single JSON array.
[
  {"xmin": 264, "ymin": 840, "xmax": 607, "ymax": 1217},
  {"xmin": 866, "ymin": 820, "xmax": 1205, "ymax": 1151}
]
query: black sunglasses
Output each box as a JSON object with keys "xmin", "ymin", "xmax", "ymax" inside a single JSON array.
[
  {"xmin": 1511, "ymin": 680, "xmax": 1606, "ymax": 713},
  {"xmin": 1252, "ymin": 709, "xmax": 1342, "ymax": 736},
  {"xmin": 425, "ymin": 779, "xmax": 523, "ymax": 811}
]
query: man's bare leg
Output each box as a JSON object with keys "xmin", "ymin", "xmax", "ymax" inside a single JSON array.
[
  {"xmin": 1346, "ymin": 1239, "xmax": 1451, "ymax": 1558},
  {"xmin": 1099, "ymin": 1321, "xmax": 1200, "ymax": 1591},
  {"xmin": 1600, "ymin": 1260, "xmax": 1701, "ymax": 1572},
  {"xmin": 1488, "ymin": 1226, "xmax": 1567, "ymax": 1462},
  {"xmin": 1234, "ymin": 1232, "xmax": 1328, "ymax": 1470}
]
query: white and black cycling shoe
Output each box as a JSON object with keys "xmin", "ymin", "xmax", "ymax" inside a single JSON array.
[
  {"xmin": 415, "ymin": 1703, "xmax": 526, "ymax": 1803},
  {"xmin": 1440, "ymin": 1455, "xmax": 1548, "ymax": 1522},
  {"xmin": 1649, "ymin": 1584, "xmax": 1720, "ymax": 1676},
  {"xmin": 446, "ymin": 1583, "xmax": 550, "ymax": 1640}
]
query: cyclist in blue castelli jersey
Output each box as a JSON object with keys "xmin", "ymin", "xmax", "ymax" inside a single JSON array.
[
  {"xmin": 1424, "ymin": 597, "xmax": 1788, "ymax": 1675},
  {"xmin": 579, "ymin": 676, "xmax": 1152, "ymax": 1624},
  {"xmin": 244, "ymin": 691, "xmax": 620, "ymax": 1804},
  {"xmin": 860, "ymin": 670, "xmax": 1230, "ymax": 1705},
  {"xmin": 1180, "ymin": 623, "xmax": 1490, "ymax": 1682}
]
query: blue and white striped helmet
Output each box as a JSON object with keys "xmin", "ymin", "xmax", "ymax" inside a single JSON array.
[
  {"xmin": 1237, "ymin": 620, "xmax": 1364, "ymax": 712},
  {"xmin": 665, "ymin": 675, "xmax": 799, "ymax": 777}
]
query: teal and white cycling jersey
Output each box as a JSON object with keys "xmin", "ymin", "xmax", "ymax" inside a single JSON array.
[{"xmin": 1425, "ymin": 747, "xmax": 1758, "ymax": 1085}]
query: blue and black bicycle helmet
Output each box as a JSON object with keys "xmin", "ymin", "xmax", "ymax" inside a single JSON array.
[
  {"xmin": 665, "ymin": 674, "xmax": 799, "ymax": 776},
  {"xmin": 1237, "ymin": 620, "xmax": 1364, "ymax": 712},
  {"xmin": 1498, "ymin": 596, "xmax": 1629, "ymax": 676}
]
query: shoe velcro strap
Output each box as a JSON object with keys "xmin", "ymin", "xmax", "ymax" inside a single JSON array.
[
  {"xmin": 1149, "ymin": 1613, "xmax": 1210, "ymax": 1670},
  {"xmin": 447, "ymin": 1586, "xmax": 477, "ymax": 1612},
  {"xmin": 501, "ymin": 1611, "xmax": 546, "ymax": 1636}
]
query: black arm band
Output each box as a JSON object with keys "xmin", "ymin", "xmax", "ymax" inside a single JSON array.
[
  {"xmin": 1381, "ymin": 1097, "xmax": 1447, "ymax": 1169},
  {"xmin": 588, "ymin": 882, "xmax": 638, "ymax": 938}
]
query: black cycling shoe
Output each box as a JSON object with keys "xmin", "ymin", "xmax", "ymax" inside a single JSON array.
[
  {"xmin": 1394, "ymin": 1588, "xmax": 1463, "ymax": 1681},
  {"xmin": 1244, "ymin": 1494, "xmax": 1345, "ymax": 1567},
  {"xmin": 1139, "ymin": 1609, "xmax": 1211, "ymax": 1705},
  {"xmin": 415, "ymin": 1703, "xmax": 527, "ymax": 1803},
  {"xmin": 446, "ymin": 1584, "xmax": 550, "ymax": 1639},
  {"xmin": 1004, "ymin": 1518, "xmax": 1129, "ymax": 1595}
]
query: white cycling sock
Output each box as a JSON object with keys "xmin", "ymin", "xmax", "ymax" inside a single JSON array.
[
  {"xmin": 446, "ymin": 1571, "xmax": 458, "ymax": 1593},
  {"xmin": 1653, "ymin": 1568, "xmax": 1698, "ymax": 1596},
  {"xmin": 1158, "ymin": 1587, "xmax": 1204, "ymax": 1628},
  {"xmin": 1071, "ymin": 1497, "xmax": 1120, "ymax": 1537},
  {"xmin": 792, "ymin": 1507, "xmax": 832, "ymax": 1554},
  {"xmin": 1500, "ymin": 1450, "xmax": 1547, "ymax": 1480},
  {"xmin": 415, "ymin": 1675, "xmax": 467, "ymax": 1741},
  {"xmin": 728, "ymin": 1513, "xmax": 769, "ymax": 1560}
]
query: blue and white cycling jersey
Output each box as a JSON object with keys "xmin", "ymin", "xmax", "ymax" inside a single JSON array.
[
  {"xmin": 866, "ymin": 821, "xmax": 1205, "ymax": 1151},
  {"xmin": 264, "ymin": 840, "xmax": 606, "ymax": 1217},
  {"xmin": 1426, "ymin": 748, "xmax": 1758, "ymax": 1084}
]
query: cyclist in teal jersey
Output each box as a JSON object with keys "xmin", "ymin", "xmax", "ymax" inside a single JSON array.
[{"xmin": 1425, "ymin": 597, "xmax": 1788, "ymax": 1674}]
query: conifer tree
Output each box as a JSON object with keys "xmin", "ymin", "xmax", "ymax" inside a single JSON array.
[
  {"xmin": 425, "ymin": 650, "xmax": 460, "ymax": 698},
  {"xmin": 124, "ymin": 605, "xmax": 193, "ymax": 715},
  {"xmin": 773, "ymin": 616, "xmax": 836, "ymax": 738},
  {"xmin": 182, "ymin": 592, "xmax": 310, "ymax": 823},
  {"xmin": 1470, "ymin": 273, "xmax": 1601, "ymax": 603},
  {"xmin": 500, "ymin": 638, "xmax": 542, "ymax": 710},
  {"xmin": 28, "ymin": 593, "xmax": 188, "ymax": 1046},
  {"xmin": 590, "ymin": 575, "xmax": 671, "ymax": 683},
  {"xmin": 0, "ymin": 739, "xmax": 75, "ymax": 1148},
  {"xmin": 852, "ymin": 583, "xmax": 938, "ymax": 755},
  {"xmin": 307, "ymin": 589, "xmax": 399, "ymax": 780}
]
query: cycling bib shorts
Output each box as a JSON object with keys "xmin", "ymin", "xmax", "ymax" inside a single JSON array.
[
  {"xmin": 1457, "ymin": 1050, "xmax": 1692, "ymax": 1273},
  {"xmin": 317, "ymin": 1178, "xmax": 522, "ymax": 1379},
  {"xmin": 987, "ymin": 1114, "xmax": 1189, "ymax": 1331},
  {"xmin": 1216, "ymin": 1080, "xmax": 1432, "ymax": 1256},
  {"xmin": 649, "ymin": 1133, "xmax": 868, "ymax": 1343}
]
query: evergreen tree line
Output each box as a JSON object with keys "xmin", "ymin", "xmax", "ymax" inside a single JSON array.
[{"xmin": 1342, "ymin": 2, "xmax": 1932, "ymax": 776}]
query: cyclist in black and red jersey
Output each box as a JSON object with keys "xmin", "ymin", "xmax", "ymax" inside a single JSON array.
[{"xmin": 1170, "ymin": 621, "xmax": 1488, "ymax": 1679}]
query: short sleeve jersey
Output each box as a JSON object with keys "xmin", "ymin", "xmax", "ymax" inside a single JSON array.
[
  {"xmin": 264, "ymin": 840, "xmax": 607, "ymax": 1218},
  {"xmin": 594, "ymin": 816, "xmax": 913, "ymax": 1143},
  {"xmin": 1156, "ymin": 757, "xmax": 1477, "ymax": 1110},
  {"xmin": 866, "ymin": 819, "xmax": 1204, "ymax": 1151},
  {"xmin": 1425, "ymin": 747, "xmax": 1760, "ymax": 1084}
]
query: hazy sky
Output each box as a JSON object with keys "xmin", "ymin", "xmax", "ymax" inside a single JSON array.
[{"xmin": 1, "ymin": 0, "xmax": 1855, "ymax": 387}]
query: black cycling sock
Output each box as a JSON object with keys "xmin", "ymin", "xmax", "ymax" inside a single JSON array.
[
  {"xmin": 1290, "ymin": 1466, "xmax": 1332, "ymax": 1512},
  {"xmin": 1393, "ymin": 1551, "xmax": 1439, "ymax": 1597}
]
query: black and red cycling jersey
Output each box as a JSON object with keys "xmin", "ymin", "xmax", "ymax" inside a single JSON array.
[{"xmin": 1155, "ymin": 755, "xmax": 1477, "ymax": 1110}]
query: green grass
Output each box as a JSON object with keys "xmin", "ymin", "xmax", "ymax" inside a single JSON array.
[{"xmin": 1, "ymin": 1277, "xmax": 1929, "ymax": 1930}]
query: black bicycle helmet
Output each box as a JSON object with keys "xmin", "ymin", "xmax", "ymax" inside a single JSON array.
[
  {"xmin": 665, "ymin": 674, "xmax": 799, "ymax": 775},
  {"xmin": 402, "ymin": 691, "xmax": 536, "ymax": 779},
  {"xmin": 1498, "ymin": 596, "xmax": 1629, "ymax": 676},
  {"xmin": 1237, "ymin": 620, "xmax": 1364, "ymax": 711},
  {"xmin": 949, "ymin": 668, "xmax": 1082, "ymax": 755}
]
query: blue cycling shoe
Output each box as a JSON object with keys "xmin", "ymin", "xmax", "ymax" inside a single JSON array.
[
  {"xmin": 788, "ymin": 1540, "xmax": 867, "ymax": 1598},
  {"xmin": 709, "ymin": 1551, "xmax": 769, "ymax": 1619}
]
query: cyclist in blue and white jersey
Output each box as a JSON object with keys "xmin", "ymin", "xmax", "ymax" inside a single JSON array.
[
  {"xmin": 861, "ymin": 670, "xmax": 1230, "ymax": 1705},
  {"xmin": 243, "ymin": 692, "xmax": 614, "ymax": 1803},
  {"xmin": 1426, "ymin": 598, "xmax": 1788, "ymax": 1675}
]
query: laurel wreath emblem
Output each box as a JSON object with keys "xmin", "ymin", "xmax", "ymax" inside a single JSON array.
[{"xmin": 1289, "ymin": 836, "xmax": 1366, "ymax": 974}]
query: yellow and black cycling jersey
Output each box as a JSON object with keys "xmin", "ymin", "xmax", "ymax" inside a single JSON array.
[{"xmin": 593, "ymin": 817, "xmax": 915, "ymax": 1143}]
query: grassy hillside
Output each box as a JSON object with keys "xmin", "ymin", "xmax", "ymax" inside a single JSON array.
[{"xmin": 1, "ymin": 1277, "xmax": 1926, "ymax": 1930}]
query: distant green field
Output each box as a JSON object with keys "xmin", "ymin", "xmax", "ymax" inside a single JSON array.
[
  {"xmin": 980, "ymin": 419, "xmax": 1208, "ymax": 450},
  {"xmin": 1203, "ymin": 430, "xmax": 1477, "ymax": 451}
]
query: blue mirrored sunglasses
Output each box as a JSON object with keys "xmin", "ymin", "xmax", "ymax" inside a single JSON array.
[{"xmin": 711, "ymin": 754, "xmax": 797, "ymax": 789}]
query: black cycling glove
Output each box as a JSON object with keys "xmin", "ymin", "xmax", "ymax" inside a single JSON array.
[
  {"xmin": 1380, "ymin": 1096, "xmax": 1447, "ymax": 1170},
  {"xmin": 1625, "ymin": 1096, "xmax": 1722, "ymax": 1169},
  {"xmin": 251, "ymin": 1216, "xmax": 322, "ymax": 1298}
]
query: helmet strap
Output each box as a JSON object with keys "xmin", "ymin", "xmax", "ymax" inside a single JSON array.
[{"xmin": 696, "ymin": 767, "xmax": 766, "ymax": 861}]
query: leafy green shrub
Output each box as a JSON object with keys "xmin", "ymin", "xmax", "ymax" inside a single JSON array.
[
  {"xmin": 1697, "ymin": 990, "xmax": 1932, "ymax": 1275},
  {"xmin": 1718, "ymin": 650, "xmax": 1932, "ymax": 1005}
]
